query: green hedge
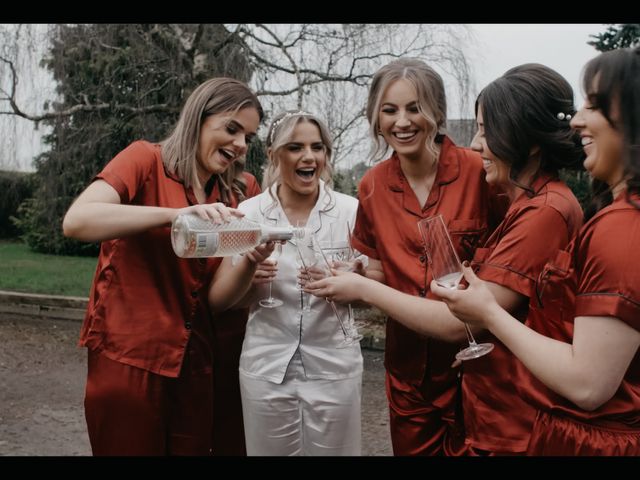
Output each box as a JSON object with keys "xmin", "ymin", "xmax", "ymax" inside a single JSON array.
[
  {"xmin": 0, "ymin": 170, "xmax": 34, "ymax": 238},
  {"xmin": 560, "ymin": 169, "xmax": 592, "ymax": 212}
]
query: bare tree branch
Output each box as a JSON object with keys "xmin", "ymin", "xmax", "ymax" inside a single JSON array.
[
  {"xmin": 0, "ymin": 101, "xmax": 178, "ymax": 121},
  {"xmin": 0, "ymin": 52, "xmax": 179, "ymax": 122},
  {"xmin": 1, "ymin": 24, "xmax": 475, "ymax": 172},
  {"xmin": 235, "ymin": 24, "xmax": 474, "ymax": 168}
]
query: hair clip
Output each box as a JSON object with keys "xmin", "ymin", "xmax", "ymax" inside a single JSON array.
[
  {"xmin": 269, "ymin": 110, "xmax": 312, "ymax": 144},
  {"xmin": 556, "ymin": 112, "xmax": 572, "ymax": 121}
]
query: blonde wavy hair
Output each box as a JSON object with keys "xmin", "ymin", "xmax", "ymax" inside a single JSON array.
[{"xmin": 366, "ymin": 58, "xmax": 447, "ymax": 162}]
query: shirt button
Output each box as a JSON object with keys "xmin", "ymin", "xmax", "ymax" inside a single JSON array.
[
  {"xmin": 185, "ymin": 321, "xmax": 192, "ymax": 330},
  {"xmin": 419, "ymin": 255, "xmax": 426, "ymax": 264},
  {"xmin": 190, "ymin": 290, "xmax": 198, "ymax": 298},
  {"xmin": 418, "ymin": 288, "xmax": 426, "ymax": 297}
]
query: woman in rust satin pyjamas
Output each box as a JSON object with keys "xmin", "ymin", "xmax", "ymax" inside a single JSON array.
[{"xmin": 63, "ymin": 78, "xmax": 271, "ymax": 455}]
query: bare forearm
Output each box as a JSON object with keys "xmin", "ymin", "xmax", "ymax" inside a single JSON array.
[
  {"xmin": 360, "ymin": 279, "xmax": 466, "ymax": 341},
  {"xmin": 63, "ymin": 202, "xmax": 177, "ymax": 242},
  {"xmin": 485, "ymin": 309, "xmax": 589, "ymax": 406},
  {"xmin": 365, "ymin": 269, "xmax": 385, "ymax": 283},
  {"xmin": 209, "ymin": 256, "xmax": 258, "ymax": 312}
]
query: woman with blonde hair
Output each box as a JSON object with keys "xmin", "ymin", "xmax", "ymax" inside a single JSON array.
[{"xmin": 210, "ymin": 110, "xmax": 364, "ymax": 456}]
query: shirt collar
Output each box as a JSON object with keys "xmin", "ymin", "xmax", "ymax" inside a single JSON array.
[
  {"xmin": 511, "ymin": 172, "xmax": 556, "ymax": 207},
  {"xmin": 388, "ymin": 134, "xmax": 459, "ymax": 192},
  {"xmin": 259, "ymin": 179, "xmax": 339, "ymax": 234}
]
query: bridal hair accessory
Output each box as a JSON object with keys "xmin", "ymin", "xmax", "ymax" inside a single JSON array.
[
  {"xmin": 270, "ymin": 111, "xmax": 312, "ymax": 143},
  {"xmin": 556, "ymin": 112, "xmax": 572, "ymax": 121}
]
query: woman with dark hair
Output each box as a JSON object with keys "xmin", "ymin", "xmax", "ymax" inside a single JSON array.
[
  {"xmin": 63, "ymin": 77, "xmax": 273, "ymax": 455},
  {"xmin": 306, "ymin": 63, "xmax": 584, "ymax": 455},
  {"xmin": 433, "ymin": 47, "xmax": 640, "ymax": 455}
]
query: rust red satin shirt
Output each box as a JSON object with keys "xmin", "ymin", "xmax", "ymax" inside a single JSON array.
[
  {"xmin": 520, "ymin": 193, "xmax": 640, "ymax": 454},
  {"xmin": 463, "ymin": 175, "xmax": 583, "ymax": 453},
  {"xmin": 79, "ymin": 140, "xmax": 223, "ymax": 378},
  {"xmin": 352, "ymin": 135, "xmax": 505, "ymax": 405}
]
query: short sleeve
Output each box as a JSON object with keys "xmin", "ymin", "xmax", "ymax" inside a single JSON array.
[
  {"xmin": 478, "ymin": 205, "xmax": 573, "ymax": 297},
  {"xmin": 95, "ymin": 140, "xmax": 158, "ymax": 204},
  {"xmin": 575, "ymin": 211, "xmax": 640, "ymax": 331},
  {"xmin": 351, "ymin": 172, "xmax": 380, "ymax": 260}
]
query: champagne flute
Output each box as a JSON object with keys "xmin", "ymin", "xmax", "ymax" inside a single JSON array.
[
  {"xmin": 314, "ymin": 234, "xmax": 362, "ymax": 348},
  {"xmin": 319, "ymin": 234, "xmax": 366, "ymax": 336},
  {"xmin": 294, "ymin": 221, "xmax": 319, "ymax": 313},
  {"xmin": 418, "ymin": 214, "xmax": 494, "ymax": 361},
  {"xmin": 258, "ymin": 242, "xmax": 283, "ymax": 308}
]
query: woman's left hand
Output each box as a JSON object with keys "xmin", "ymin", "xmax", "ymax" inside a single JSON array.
[{"xmin": 304, "ymin": 270, "xmax": 366, "ymax": 303}]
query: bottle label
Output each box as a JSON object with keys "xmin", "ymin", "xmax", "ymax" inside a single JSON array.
[{"xmin": 193, "ymin": 232, "xmax": 220, "ymax": 256}]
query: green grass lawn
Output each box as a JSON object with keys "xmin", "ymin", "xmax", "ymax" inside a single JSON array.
[{"xmin": 0, "ymin": 240, "xmax": 97, "ymax": 297}]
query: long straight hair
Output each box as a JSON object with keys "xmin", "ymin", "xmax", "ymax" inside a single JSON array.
[{"xmin": 161, "ymin": 77, "xmax": 263, "ymax": 203}]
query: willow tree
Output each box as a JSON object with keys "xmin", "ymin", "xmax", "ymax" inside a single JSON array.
[
  {"xmin": 3, "ymin": 24, "xmax": 476, "ymax": 253},
  {"xmin": 233, "ymin": 24, "xmax": 474, "ymax": 169}
]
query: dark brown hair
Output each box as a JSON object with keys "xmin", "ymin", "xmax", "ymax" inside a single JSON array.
[{"xmin": 476, "ymin": 63, "xmax": 584, "ymax": 196}]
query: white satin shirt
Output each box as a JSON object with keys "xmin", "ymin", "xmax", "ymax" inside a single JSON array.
[{"xmin": 236, "ymin": 181, "xmax": 364, "ymax": 384}]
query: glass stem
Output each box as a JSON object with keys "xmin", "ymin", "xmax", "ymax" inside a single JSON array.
[
  {"xmin": 463, "ymin": 323, "xmax": 478, "ymax": 347},
  {"xmin": 347, "ymin": 304, "xmax": 355, "ymax": 331}
]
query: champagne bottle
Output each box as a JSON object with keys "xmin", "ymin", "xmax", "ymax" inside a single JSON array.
[{"xmin": 171, "ymin": 213, "xmax": 303, "ymax": 258}]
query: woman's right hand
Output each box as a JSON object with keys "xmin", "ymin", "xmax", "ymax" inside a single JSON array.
[
  {"xmin": 249, "ymin": 242, "xmax": 278, "ymax": 285},
  {"xmin": 297, "ymin": 265, "xmax": 326, "ymax": 288},
  {"xmin": 177, "ymin": 202, "xmax": 244, "ymax": 224}
]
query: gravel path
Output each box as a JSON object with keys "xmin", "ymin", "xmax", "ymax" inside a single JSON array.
[{"xmin": 0, "ymin": 313, "xmax": 391, "ymax": 456}]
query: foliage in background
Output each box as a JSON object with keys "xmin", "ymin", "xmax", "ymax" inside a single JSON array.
[
  {"xmin": 333, "ymin": 161, "xmax": 370, "ymax": 197},
  {"xmin": 2, "ymin": 24, "xmax": 478, "ymax": 256},
  {"xmin": 560, "ymin": 169, "xmax": 592, "ymax": 212},
  {"xmin": 588, "ymin": 24, "xmax": 640, "ymax": 52},
  {"xmin": 244, "ymin": 136, "xmax": 266, "ymax": 187},
  {"xmin": 0, "ymin": 170, "xmax": 34, "ymax": 238},
  {"xmin": 11, "ymin": 24, "xmax": 257, "ymax": 255}
]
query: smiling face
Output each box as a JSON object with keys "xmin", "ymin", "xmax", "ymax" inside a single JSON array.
[
  {"xmin": 274, "ymin": 120, "xmax": 327, "ymax": 198},
  {"xmin": 470, "ymin": 106, "xmax": 511, "ymax": 187},
  {"xmin": 570, "ymin": 94, "xmax": 624, "ymax": 190},
  {"xmin": 378, "ymin": 78, "xmax": 432, "ymax": 160},
  {"xmin": 196, "ymin": 106, "xmax": 260, "ymax": 184}
]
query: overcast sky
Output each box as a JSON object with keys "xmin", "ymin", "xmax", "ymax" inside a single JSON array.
[
  {"xmin": 2, "ymin": 23, "xmax": 611, "ymax": 171},
  {"xmin": 452, "ymin": 23, "xmax": 606, "ymax": 118}
]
